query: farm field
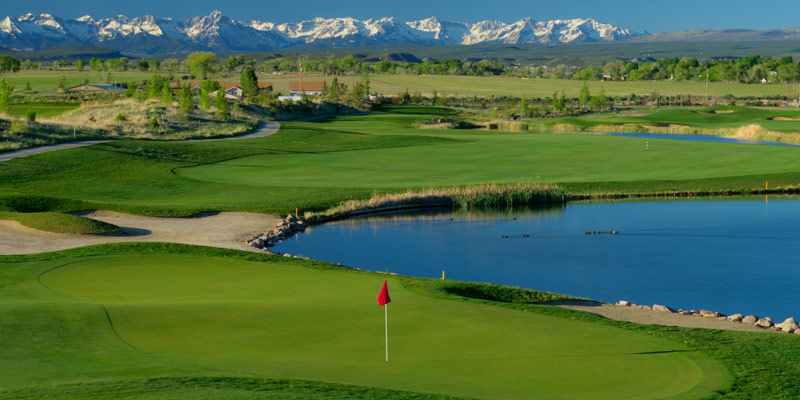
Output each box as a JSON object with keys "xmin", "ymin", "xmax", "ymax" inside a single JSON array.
[
  {"xmin": 0, "ymin": 244, "xmax": 728, "ymax": 399},
  {"xmin": 3, "ymin": 107, "xmax": 800, "ymax": 217},
  {"xmin": 2, "ymin": 70, "xmax": 797, "ymax": 99}
]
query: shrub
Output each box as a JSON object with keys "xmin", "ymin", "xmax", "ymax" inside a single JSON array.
[
  {"xmin": 149, "ymin": 117, "xmax": 159, "ymax": 129},
  {"xmin": 116, "ymin": 113, "xmax": 127, "ymax": 122},
  {"xmin": 10, "ymin": 121, "xmax": 26, "ymax": 133},
  {"xmin": 25, "ymin": 110, "xmax": 36, "ymax": 122}
]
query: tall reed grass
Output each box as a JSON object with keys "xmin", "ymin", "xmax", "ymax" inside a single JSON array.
[{"xmin": 305, "ymin": 182, "xmax": 566, "ymax": 221}]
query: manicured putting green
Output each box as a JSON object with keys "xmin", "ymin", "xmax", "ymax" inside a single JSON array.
[{"xmin": 39, "ymin": 254, "xmax": 725, "ymax": 399}]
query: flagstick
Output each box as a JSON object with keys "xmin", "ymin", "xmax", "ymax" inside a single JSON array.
[{"xmin": 385, "ymin": 303, "xmax": 389, "ymax": 362}]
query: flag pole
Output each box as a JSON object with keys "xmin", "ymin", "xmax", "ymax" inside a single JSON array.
[{"xmin": 385, "ymin": 303, "xmax": 389, "ymax": 362}]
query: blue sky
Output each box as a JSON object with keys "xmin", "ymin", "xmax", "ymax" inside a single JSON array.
[{"xmin": 4, "ymin": 0, "xmax": 799, "ymax": 33}]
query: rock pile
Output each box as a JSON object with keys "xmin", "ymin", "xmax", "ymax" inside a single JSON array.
[
  {"xmin": 247, "ymin": 214, "xmax": 308, "ymax": 250},
  {"xmin": 615, "ymin": 300, "xmax": 800, "ymax": 335}
]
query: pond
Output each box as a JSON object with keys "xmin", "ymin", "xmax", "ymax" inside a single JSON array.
[
  {"xmin": 275, "ymin": 197, "xmax": 800, "ymax": 320},
  {"xmin": 606, "ymin": 132, "xmax": 799, "ymax": 147}
]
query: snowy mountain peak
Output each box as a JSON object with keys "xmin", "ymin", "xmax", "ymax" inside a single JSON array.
[{"xmin": 0, "ymin": 12, "xmax": 644, "ymax": 54}]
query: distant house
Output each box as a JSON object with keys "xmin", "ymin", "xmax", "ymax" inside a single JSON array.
[
  {"xmin": 183, "ymin": 81, "xmax": 273, "ymax": 98},
  {"xmin": 69, "ymin": 83, "xmax": 125, "ymax": 91},
  {"xmin": 289, "ymin": 81, "xmax": 326, "ymax": 96}
]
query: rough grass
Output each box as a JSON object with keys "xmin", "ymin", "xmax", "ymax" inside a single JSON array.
[
  {"xmin": 305, "ymin": 183, "xmax": 566, "ymax": 221},
  {"xmin": 0, "ymin": 211, "xmax": 120, "ymax": 234}
]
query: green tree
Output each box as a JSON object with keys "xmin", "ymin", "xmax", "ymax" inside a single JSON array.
[
  {"xmin": 328, "ymin": 77, "xmax": 340, "ymax": 103},
  {"xmin": 187, "ymin": 52, "xmax": 218, "ymax": 79},
  {"xmin": 0, "ymin": 56, "xmax": 21, "ymax": 74},
  {"xmin": 149, "ymin": 60, "xmax": 160, "ymax": 72},
  {"xmin": 591, "ymin": 87, "xmax": 608, "ymax": 111},
  {"xmin": 215, "ymin": 90, "xmax": 229, "ymax": 119},
  {"xmin": 161, "ymin": 84, "xmax": 173, "ymax": 105},
  {"xmin": 199, "ymin": 88, "xmax": 211, "ymax": 110},
  {"xmin": 57, "ymin": 76, "xmax": 66, "ymax": 92},
  {"xmin": 24, "ymin": 81, "xmax": 32, "ymax": 91},
  {"xmin": 178, "ymin": 84, "xmax": 192, "ymax": 115},
  {"xmin": 578, "ymin": 82, "xmax": 591, "ymax": 110},
  {"xmin": 552, "ymin": 90, "xmax": 565, "ymax": 112},
  {"xmin": 0, "ymin": 79, "xmax": 12, "ymax": 112},
  {"xmin": 125, "ymin": 81, "xmax": 137, "ymax": 98},
  {"xmin": 240, "ymin": 67, "xmax": 259, "ymax": 98},
  {"xmin": 75, "ymin": 59, "xmax": 85, "ymax": 72},
  {"xmin": 148, "ymin": 72, "xmax": 164, "ymax": 99},
  {"xmin": 138, "ymin": 60, "xmax": 149, "ymax": 71}
]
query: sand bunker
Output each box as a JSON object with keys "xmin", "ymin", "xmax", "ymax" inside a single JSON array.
[{"xmin": 0, "ymin": 210, "xmax": 280, "ymax": 255}]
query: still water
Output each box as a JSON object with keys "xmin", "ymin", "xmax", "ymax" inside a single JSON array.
[
  {"xmin": 276, "ymin": 197, "xmax": 800, "ymax": 320},
  {"xmin": 606, "ymin": 132, "xmax": 800, "ymax": 147}
]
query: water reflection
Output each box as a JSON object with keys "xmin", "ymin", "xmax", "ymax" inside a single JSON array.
[{"xmin": 278, "ymin": 197, "xmax": 800, "ymax": 321}]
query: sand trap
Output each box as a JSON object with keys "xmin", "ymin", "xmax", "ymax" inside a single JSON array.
[
  {"xmin": 548, "ymin": 300, "xmax": 776, "ymax": 333},
  {"xmin": 0, "ymin": 210, "xmax": 280, "ymax": 255},
  {"xmin": 695, "ymin": 110, "xmax": 735, "ymax": 114},
  {"xmin": 769, "ymin": 117, "xmax": 800, "ymax": 121}
]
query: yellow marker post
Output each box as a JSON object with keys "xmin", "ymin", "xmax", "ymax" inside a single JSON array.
[
  {"xmin": 766, "ymin": 181, "xmax": 769, "ymax": 190},
  {"xmin": 295, "ymin": 208, "xmax": 298, "ymax": 217},
  {"xmin": 442, "ymin": 270, "xmax": 445, "ymax": 280}
]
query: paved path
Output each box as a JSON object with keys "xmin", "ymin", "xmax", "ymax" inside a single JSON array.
[{"xmin": 0, "ymin": 120, "xmax": 281, "ymax": 163}]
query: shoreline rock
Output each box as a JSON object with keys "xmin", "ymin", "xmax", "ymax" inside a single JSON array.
[
  {"xmin": 615, "ymin": 300, "xmax": 796, "ymax": 335},
  {"xmin": 247, "ymin": 214, "xmax": 308, "ymax": 253}
]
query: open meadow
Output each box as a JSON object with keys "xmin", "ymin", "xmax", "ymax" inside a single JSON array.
[{"xmin": 3, "ymin": 70, "xmax": 797, "ymax": 99}]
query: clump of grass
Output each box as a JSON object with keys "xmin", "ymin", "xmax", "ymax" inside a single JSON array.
[
  {"xmin": 306, "ymin": 183, "xmax": 565, "ymax": 221},
  {"xmin": 441, "ymin": 281, "xmax": 579, "ymax": 303},
  {"xmin": 0, "ymin": 211, "xmax": 120, "ymax": 234}
]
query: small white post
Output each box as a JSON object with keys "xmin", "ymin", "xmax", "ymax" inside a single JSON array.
[{"xmin": 384, "ymin": 303, "xmax": 389, "ymax": 362}]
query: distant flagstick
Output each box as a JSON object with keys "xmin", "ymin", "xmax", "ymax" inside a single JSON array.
[{"xmin": 377, "ymin": 280, "xmax": 391, "ymax": 362}]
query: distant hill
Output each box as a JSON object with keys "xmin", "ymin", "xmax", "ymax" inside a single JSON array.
[
  {"xmin": 630, "ymin": 27, "xmax": 800, "ymax": 43},
  {"xmin": 0, "ymin": 45, "xmax": 123, "ymax": 61}
]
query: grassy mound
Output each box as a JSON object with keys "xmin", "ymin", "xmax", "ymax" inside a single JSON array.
[{"xmin": 0, "ymin": 211, "xmax": 120, "ymax": 234}]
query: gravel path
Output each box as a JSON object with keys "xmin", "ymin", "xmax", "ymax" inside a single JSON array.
[
  {"xmin": 0, "ymin": 210, "xmax": 279, "ymax": 255},
  {"xmin": 547, "ymin": 300, "xmax": 774, "ymax": 333},
  {"xmin": 0, "ymin": 120, "xmax": 280, "ymax": 162}
]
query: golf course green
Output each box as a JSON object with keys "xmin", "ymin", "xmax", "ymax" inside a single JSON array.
[{"xmin": 2, "ymin": 244, "xmax": 726, "ymax": 399}]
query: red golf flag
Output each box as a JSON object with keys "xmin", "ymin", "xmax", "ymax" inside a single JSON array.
[{"xmin": 377, "ymin": 280, "xmax": 391, "ymax": 306}]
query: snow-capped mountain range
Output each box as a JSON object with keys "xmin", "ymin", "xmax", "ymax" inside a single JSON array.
[{"xmin": 0, "ymin": 11, "xmax": 644, "ymax": 54}]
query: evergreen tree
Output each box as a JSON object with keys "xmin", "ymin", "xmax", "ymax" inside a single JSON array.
[
  {"xmin": 161, "ymin": 84, "xmax": 173, "ymax": 105},
  {"xmin": 215, "ymin": 90, "xmax": 229, "ymax": 119},
  {"xmin": 240, "ymin": 67, "xmax": 259, "ymax": 98},
  {"xmin": 0, "ymin": 79, "xmax": 11, "ymax": 113},
  {"xmin": 179, "ymin": 84, "xmax": 192, "ymax": 115}
]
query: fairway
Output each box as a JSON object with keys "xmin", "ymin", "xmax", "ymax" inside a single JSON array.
[
  {"xmin": 179, "ymin": 115, "xmax": 800, "ymax": 189},
  {"xmin": 0, "ymin": 248, "xmax": 725, "ymax": 399},
  {"xmin": 4, "ymin": 109, "xmax": 800, "ymax": 217}
]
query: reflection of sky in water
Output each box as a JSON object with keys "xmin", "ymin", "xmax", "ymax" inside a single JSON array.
[
  {"xmin": 277, "ymin": 197, "xmax": 800, "ymax": 320},
  {"xmin": 607, "ymin": 132, "xmax": 800, "ymax": 147}
]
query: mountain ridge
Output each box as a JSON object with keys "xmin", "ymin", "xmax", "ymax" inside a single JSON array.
[{"xmin": 0, "ymin": 11, "xmax": 642, "ymax": 54}]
